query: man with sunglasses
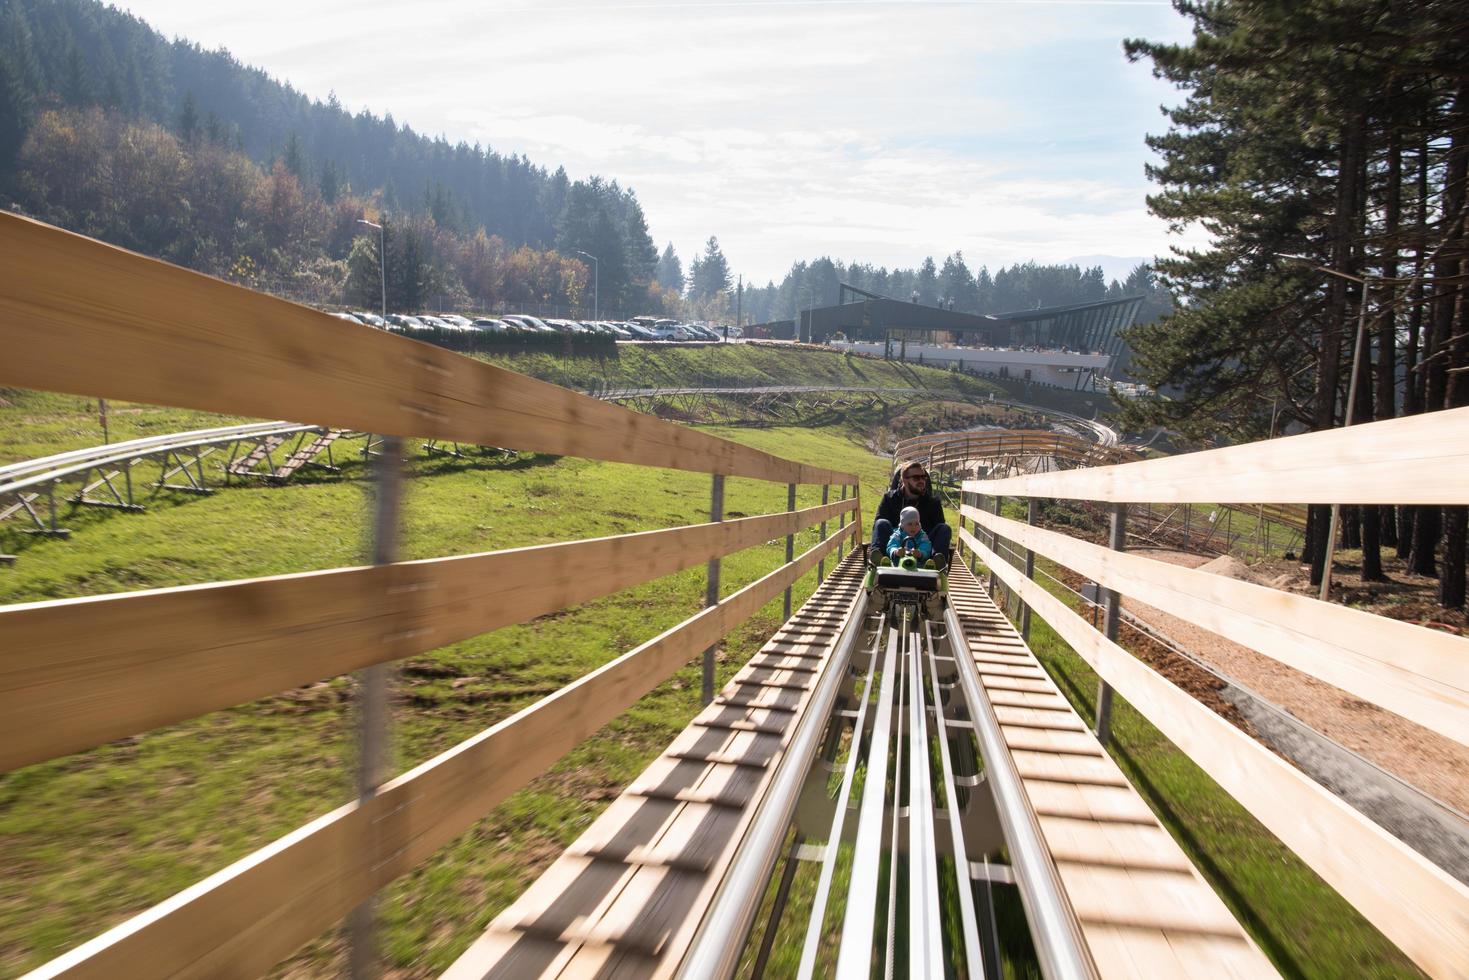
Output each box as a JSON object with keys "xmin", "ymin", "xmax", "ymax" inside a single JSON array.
[{"xmin": 870, "ymin": 460, "xmax": 951, "ymax": 569}]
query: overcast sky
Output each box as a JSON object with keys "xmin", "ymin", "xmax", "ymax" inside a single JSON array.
[{"xmin": 119, "ymin": 0, "xmax": 1199, "ymax": 285}]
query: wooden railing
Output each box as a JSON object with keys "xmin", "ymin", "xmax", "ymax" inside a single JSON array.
[
  {"xmin": 0, "ymin": 214, "xmax": 861, "ymax": 978},
  {"xmin": 957, "ymin": 407, "xmax": 1469, "ymax": 979}
]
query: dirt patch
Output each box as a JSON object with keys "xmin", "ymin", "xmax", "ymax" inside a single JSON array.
[
  {"xmin": 1121, "ymin": 548, "xmax": 1469, "ymax": 814},
  {"xmin": 1048, "ymin": 564, "xmax": 1257, "ymax": 737},
  {"xmin": 1192, "ymin": 553, "xmax": 1266, "ymax": 585}
]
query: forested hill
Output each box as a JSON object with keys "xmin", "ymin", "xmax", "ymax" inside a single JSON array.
[
  {"xmin": 0, "ymin": 0, "xmax": 599, "ymax": 250},
  {"xmin": 740, "ymin": 255, "xmax": 1173, "ymax": 325},
  {"xmin": 0, "ymin": 0, "xmax": 672, "ymax": 321}
]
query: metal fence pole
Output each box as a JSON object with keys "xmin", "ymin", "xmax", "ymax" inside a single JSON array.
[
  {"xmin": 1021, "ymin": 498, "xmax": 1037, "ymax": 641},
  {"xmin": 817, "ymin": 484, "xmax": 829, "ymax": 581},
  {"xmin": 969, "ymin": 491, "xmax": 980, "ymax": 575},
  {"xmin": 783, "ymin": 482, "xmax": 796, "ymax": 619},
  {"xmin": 348, "ymin": 434, "xmax": 402, "ymax": 979},
  {"xmin": 1094, "ymin": 503, "xmax": 1126, "ymax": 747},
  {"xmin": 988, "ymin": 494, "xmax": 1001, "ymax": 595},
  {"xmin": 702, "ymin": 473, "xmax": 725, "ymax": 706}
]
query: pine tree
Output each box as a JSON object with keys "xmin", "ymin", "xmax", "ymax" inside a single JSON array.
[
  {"xmin": 689, "ymin": 236, "xmax": 731, "ymax": 301},
  {"xmin": 657, "ymin": 242, "xmax": 684, "ymax": 294},
  {"xmin": 916, "ymin": 257, "xmax": 938, "ymax": 304},
  {"xmin": 176, "ymin": 92, "xmax": 199, "ymax": 145}
]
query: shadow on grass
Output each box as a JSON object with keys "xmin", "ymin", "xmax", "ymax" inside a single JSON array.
[{"xmin": 414, "ymin": 451, "xmax": 562, "ymax": 479}]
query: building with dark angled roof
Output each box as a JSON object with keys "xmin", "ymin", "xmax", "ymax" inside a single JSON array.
[{"xmin": 745, "ymin": 287, "xmax": 1146, "ymax": 388}]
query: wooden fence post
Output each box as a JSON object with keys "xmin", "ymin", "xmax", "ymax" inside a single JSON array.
[{"xmin": 348, "ymin": 434, "xmax": 402, "ymax": 979}]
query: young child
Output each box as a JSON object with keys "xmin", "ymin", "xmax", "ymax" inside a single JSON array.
[{"xmin": 886, "ymin": 506, "xmax": 933, "ymax": 565}]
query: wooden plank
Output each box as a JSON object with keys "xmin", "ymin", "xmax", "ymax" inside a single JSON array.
[
  {"xmin": 26, "ymin": 525, "xmax": 856, "ymax": 980},
  {"xmin": 0, "ymin": 499, "xmax": 855, "ymax": 772},
  {"xmin": 1012, "ymin": 751, "xmax": 1131, "ymax": 788},
  {"xmin": 1037, "ymin": 816, "xmax": 1193, "ymax": 872},
  {"xmin": 0, "ymin": 214, "xmax": 855, "ymax": 488},
  {"xmin": 1058, "ymin": 862, "xmax": 1248, "ymax": 936},
  {"xmin": 964, "ymin": 407, "xmax": 1469, "ymax": 505},
  {"xmin": 1025, "ymin": 782, "xmax": 1161, "ymax": 825},
  {"xmin": 963, "ymin": 504, "xmax": 1469, "ymax": 748},
  {"xmin": 1083, "ymin": 924, "xmax": 1268, "ymax": 979},
  {"xmin": 961, "ymin": 525, "xmax": 1469, "ymax": 977}
]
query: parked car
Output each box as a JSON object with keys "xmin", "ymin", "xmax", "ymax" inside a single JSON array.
[
  {"xmin": 331, "ymin": 312, "xmax": 364, "ymax": 325},
  {"xmin": 518, "ymin": 315, "xmax": 556, "ymax": 333},
  {"xmin": 438, "ymin": 314, "xmax": 475, "ymax": 328},
  {"xmin": 472, "ymin": 317, "xmax": 509, "ymax": 332},
  {"xmin": 500, "ymin": 314, "xmax": 549, "ymax": 333},
  {"xmin": 351, "ymin": 311, "xmax": 386, "ymax": 328}
]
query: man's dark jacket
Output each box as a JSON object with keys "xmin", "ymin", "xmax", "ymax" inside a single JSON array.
[{"xmin": 875, "ymin": 484, "xmax": 946, "ymax": 532}]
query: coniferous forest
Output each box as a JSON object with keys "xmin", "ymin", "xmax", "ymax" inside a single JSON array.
[{"xmin": 1123, "ymin": 0, "xmax": 1469, "ymax": 608}]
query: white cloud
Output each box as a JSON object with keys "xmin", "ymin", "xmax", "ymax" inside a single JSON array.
[{"xmin": 119, "ymin": 0, "xmax": 1197, "ymax": 281}]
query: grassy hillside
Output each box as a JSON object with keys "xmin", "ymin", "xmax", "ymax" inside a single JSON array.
[{"xmin": 481, "ymin": 342, "xmax": 1004, "ymax": 397}]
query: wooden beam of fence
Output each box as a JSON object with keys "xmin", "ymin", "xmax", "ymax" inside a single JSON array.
[
  {"xmin": 958, "ymin": 525, "xmax": 1469, "ymax": 978},
  {"xmin": 0, "ymin": 214, "xmax": 853, "ymax": 488},
  {"xmin": 29, "ymin": 523, "xmax": 858, "ymax": 980},
  {"xmin": 0, "ymin": 498, "xmax": 856, "ymax": 773},
  {"xmin": 960, "ymin": 504, "xmax": 1469, "ymax": 749},
  {"xmin": 965, "ymin": 408, "xmax": 1469, "ymax": 505}
]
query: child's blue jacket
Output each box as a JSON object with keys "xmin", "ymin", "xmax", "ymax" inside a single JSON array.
[{"xmin": 886, "ymin": 527, "xmax": 933, "ymax": 561}]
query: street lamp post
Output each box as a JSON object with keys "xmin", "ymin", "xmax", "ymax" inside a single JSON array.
[
  {"xmin": 357, "ymin": 219, "xmax": 386, "ymax": 323},
  {"xmin": 576, "ymin": 250, "xmax": 599, "ymax": 320}
]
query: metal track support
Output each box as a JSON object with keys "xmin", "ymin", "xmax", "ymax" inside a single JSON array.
[
  {"xmin": 702, "ymin": 473, "xmax": 724, "ymax": 706},
  {"xmin": 1094, "ymin": 503, "xmax": 1126, "ymax": 747}
]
